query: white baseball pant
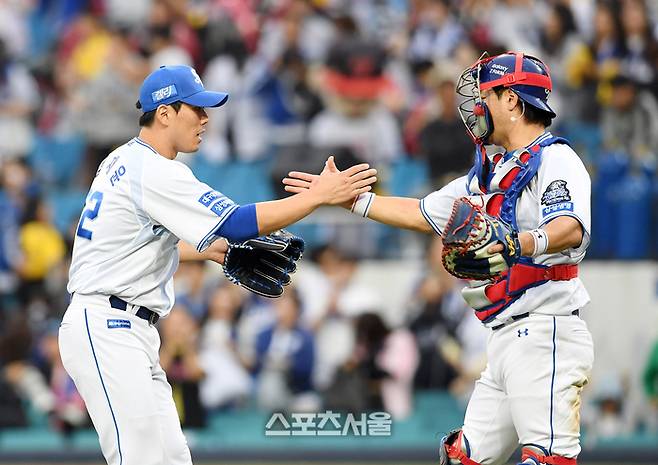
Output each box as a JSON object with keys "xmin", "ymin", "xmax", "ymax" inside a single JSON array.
[
  {"xmin": 59, "ymin": 293, "xmax": 192, "ymax": 465},
  {"xmin": 461, "ymin": 313, "xmax": 594, "ymax": 465}
]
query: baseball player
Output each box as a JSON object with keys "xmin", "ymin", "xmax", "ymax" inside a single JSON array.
[
  {"xmin": 284, "ymin": 52, "xmax": 594, "ymax": 465},
  {"xmin": 58, "ymin": 65, "xmax": 377, "ymax": 465}
]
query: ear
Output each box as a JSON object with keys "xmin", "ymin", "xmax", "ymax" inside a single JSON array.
[
  {"xmin": 506, "ymin": 89, "xmax": 519, "ymax": 111},
  {"xmin": 155, "ymin": 105, "xmax": 171, "ymax": 126},
  {"xmin": 505, "ymin": 89, "xmax": 519, "ymax": 110}
]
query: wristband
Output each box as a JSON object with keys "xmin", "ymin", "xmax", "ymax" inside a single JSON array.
[
  {"xmin": 350, "ymin": 193, "xmax": 375, "ymax": 218},
  {"xmin": 528, "ymin": 228, "xmax": 549, "ymax": 257}
]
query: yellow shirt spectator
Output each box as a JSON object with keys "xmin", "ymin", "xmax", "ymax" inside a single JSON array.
[{"xmin": 19, "ymin": 221, "xmax": 66, "ymax": 281}]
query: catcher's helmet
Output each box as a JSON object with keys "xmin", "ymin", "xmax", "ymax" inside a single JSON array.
[{"xmin": 457, "ymin": 51, "xmax": 555, "ymax": 143}]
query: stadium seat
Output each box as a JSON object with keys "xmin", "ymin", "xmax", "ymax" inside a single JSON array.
[
  {"xmin": 48, "ymin": 189, "xmax": 87, "ymax": 234},
  {"xmin": 29, "ymin": 134, "xmax": 86, "ymax": 187},
  {"xmin": 385, "ymin": 156, "xmax": 429, "ymax": 197},
  {"xmin": 191, "ymin": 157, "xmax": 275, "ymax": 204}
]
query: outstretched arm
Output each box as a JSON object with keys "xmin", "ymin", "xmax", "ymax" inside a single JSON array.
[
  {"xmin": 356, "ymin": 195, "xmax": 433, "ymax": 233},
  {"xmin": 283, "ymin": 157, "xmax": 433, "ymax": 234},
  {"xmin": 257, "ymin": 157, "xmax": 377, "ymax": 235}
]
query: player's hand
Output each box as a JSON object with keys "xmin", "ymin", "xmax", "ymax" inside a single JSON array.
[
  {"xmin": 283, "ymin": 156, "xmax": 377, "ymax": 207},
  {"xmin": 202, "ymin": 238, "xmax": 229, "ymax": 265}
]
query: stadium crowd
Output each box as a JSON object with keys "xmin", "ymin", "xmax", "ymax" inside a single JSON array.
[{"xmin": 1, "ymin": 0, "xmax": 658, "ymax": 444}]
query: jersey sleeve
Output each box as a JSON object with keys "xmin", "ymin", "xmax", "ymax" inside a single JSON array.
[
  {"xmin": 419, "ymin": 175, "xmax": 469, "ymax": 235},
  {"xmin": 142, "ymin": 159, "xmax": 239, "ymax": 252},
  {"xmin": 536, "ymin": 144, "xmax": 591, "ymax": 253}
]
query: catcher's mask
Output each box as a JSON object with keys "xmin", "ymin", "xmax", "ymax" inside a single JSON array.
[{"xmin": 457, "ymin": 51, "xmax": 555, "ymax": 144}]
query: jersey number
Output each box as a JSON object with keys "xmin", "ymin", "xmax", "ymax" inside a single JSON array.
[{"xmin": 76, "ymin": 191, "xmax": 104, "ymax": 240}]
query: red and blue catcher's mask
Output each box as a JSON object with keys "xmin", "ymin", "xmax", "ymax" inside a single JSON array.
[{"xmin": 457, "ymin": 52, "xmax": 555, "ymax": 144}]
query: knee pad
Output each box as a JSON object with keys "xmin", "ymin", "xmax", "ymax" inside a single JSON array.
[
  {"xmin": 439, "ymin": 429, "xmax": 480, "ymax": 465},
  {"xmin": 520, "ymin": 444, "xmax": 577, "ymax": 465}
]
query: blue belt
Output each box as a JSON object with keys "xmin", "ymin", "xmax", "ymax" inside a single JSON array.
[{"xmin": 109, "ymin": 296, "xmax": 159, "ymax": 325}]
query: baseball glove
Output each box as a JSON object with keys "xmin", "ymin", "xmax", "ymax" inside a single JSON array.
[
  {"xmin": 223, "ymin": 229, "xmax": 305, "ymax": 298},
  {"xmin": 441, "ymin": 197, "xmax": 521, "ymax": 280}
]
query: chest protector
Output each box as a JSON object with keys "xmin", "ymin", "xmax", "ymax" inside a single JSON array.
[{"xmin": 463, "ymin": 133, "xmax": 579, "ymax": 323}]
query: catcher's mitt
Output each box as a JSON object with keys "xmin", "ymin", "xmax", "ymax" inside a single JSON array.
[
  {"xmin": 441, "ymin": 197, "xmax": 521, "ymax": 280},
  {"xmin": 223, "ymin": 229, "xmax": 305, "ymax": 298}
]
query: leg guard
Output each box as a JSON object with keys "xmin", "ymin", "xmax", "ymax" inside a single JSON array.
[
  {"xmin": 519, "ymin": 445, "xmax": 577, "ymax": 465},
  {"xmin": 439, "ymin": 429, "xmax": 481, "ymax": 465}
]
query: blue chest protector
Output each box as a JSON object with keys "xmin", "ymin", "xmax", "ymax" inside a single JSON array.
[
  {"xmin": 460, "ymin": 133, "xmax": 576, "ymax": 323},
  {"xmin": 466, "ymin": 133, "xmax": 571, "ymax": 228}
]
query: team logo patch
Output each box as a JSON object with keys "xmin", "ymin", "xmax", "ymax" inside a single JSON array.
[
  {"xmin": 199, "ymin": 190, "xmax": 221, "ymax": 207},
  {"xmin": 152, "ymin": 84, "xmax": 178, "ymax": 103},
  {"xmin": 542, "ymin": 202, "xmax": 574, "ymax": 217},
  {"xmin": 107, "ymin": 319, "xmax": 131, "ymax": 329},
  {"xmin": 210, "ymin": 198, "xmax": 236, "ymax": 217},
  {"xmin": 541, "ymin": 180, "xmax": 571, "ymax": 206}
]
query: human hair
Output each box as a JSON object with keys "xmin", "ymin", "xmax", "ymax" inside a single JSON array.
[
  {"xmin": 136, "ymin": 101, "xmax": 183, "ymax": 127},
  {"xmin": 493, "ymin": 87, "xmax": 553, "ymax": 128}
]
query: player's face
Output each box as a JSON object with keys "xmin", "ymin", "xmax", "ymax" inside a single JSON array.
[
  {"xmin": 172, "ymin": 103, "xmax": 209, "ymax": 153},
  {"xmin": 480, "ymin": 89, "xmax": 512, "ymax": 145}
]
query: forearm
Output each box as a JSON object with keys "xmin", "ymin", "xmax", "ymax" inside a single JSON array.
[
  {"xmin": 366, "ymin": 196, "xmax": 434, "ymax": 233},
  {"xmin": 255, "ymin": 191, "xmax": 321, "ymax": 235},
  {"xmin": 519, "ymin": 216, "xmax": 584, "ymax": 256},
  {"xmin": 178, "ymin": 241, "xmax": 205, "ymax": 262}
]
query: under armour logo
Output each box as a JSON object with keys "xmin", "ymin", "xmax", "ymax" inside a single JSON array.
[{"xmin": 518, "ymin": 328, "xmax": 529, "ymax": 337}]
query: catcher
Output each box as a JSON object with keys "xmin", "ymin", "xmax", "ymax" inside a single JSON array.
[{"xmin": 284, "ymin": 52, "xmax": 594, "ymax": 465}]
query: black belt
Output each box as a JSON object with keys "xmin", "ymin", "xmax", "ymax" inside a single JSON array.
[
  {"xmin": 492, "ymin": 309, "xmax": 579, "ymax": 331},
  {"xmin": 109, "ymin": 296, "xmax": 159, "ymax": 325}
]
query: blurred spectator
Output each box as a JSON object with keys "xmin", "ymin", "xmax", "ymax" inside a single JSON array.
[
  {"xmin": 406, "ymin": 64, "xmax": 472, "ymax": 187},
  {"xmin": 147, "ymin": 22, "xmax": 193, "ymax": 69},
  {"xmin": 294, "ymin": 245, "xmax": 376, "ymax": 390},
  {"xmin": 258, "ymin": 0, "xmax": 336, "ymax": 65},
  {"xmin": 470, "ymin": 0, "xmax": 544, "ymax": 55},
  {"xmin": 202, "ymin": 30, "xmax": 269, "ymax": 163},
  {"xmin": 38, "ymin": 324, "xmax": 87, "ymax": 436},
  {"xmin": 643, "ymin": 338, "xmax": 658, "ymax": 426},
  {"xmin": 407, "ymin": 236, "xmax": 470, "ymax": 390},
  {"xmin": 583, "ymin": 371, "xmax": 633, "ymax": 444},
  {"xmin": 407, "ymin": 0, "xmax": 464, "ymax": 62},
  {"xmin": 0, "ymin": 314, "xmax": 55, "ymax": 422},
  {"xmin": 324, "ymin": 312, "xmax": 418, "ymax": 419},
  {"xmin": 0, "ymin": 0, "xmax": 30, "ymax": 59},
  {"xmin": 67, "ymin": 22, "xmax": 146, "ymax": 182},
  {"xmin": 308, "ymin": 38, "xmax": 402, "ymax": 169},
  {"xmin": 254, "ymin": 47, "xmax": 323, "ymax": 146},
  {"xmin": 540, "ymin": 3, "xmax": 593, "ymax": 124},
  {"xmin": 600, "ymin": 73, "xmax": 658, "ymax": 161},
  {"xmin": 619, "ymin": 0, "xmax": 658, "ymax": 91},
  {"xmin": 17, "ymin": 196, "xmax": 66, "ymax": 310},
  {"xmin": 174, "ymin": 261, "xmax": 211, "ymax": 321},
  {"xmin": 591, "ymin": 0, "xmax": 626, "ymax": 94},
  {"xmin": 160, "ymin": 305, "xmax": 206, "ymax": 428},
  {"xmin": 0, "ymin": 38, "xmax": 40, "ymax": 161},
  {"xmin": 253, "ymin": 288, "xmax": 317, "ymax": 412},
  {"xmin": 198, "ymin": 283, "xmax": 251, "ymax": 411}
]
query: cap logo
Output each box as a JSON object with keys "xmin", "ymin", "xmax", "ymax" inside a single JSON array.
[
  {"xmin": 191, "ymin": 68, "xmax": 203, "ymax": 86},
  {"xmin": 152, "ymin": 84, "xmax": 178, "ymax": 103}
]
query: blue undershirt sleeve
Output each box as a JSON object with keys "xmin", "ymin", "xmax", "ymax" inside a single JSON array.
[{"xmin": 216, "ymin": 203, "xmax": 259, "ymax": 242}]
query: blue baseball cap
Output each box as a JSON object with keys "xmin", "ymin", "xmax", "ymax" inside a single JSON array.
[{"xmin": 138, "ymin": 65, "xmax": 229, "ymax": 112}]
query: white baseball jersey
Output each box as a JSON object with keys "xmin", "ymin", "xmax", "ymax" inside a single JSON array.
[
  {"xmin": 420, "ymin": 140, "xmax": 591, "ymax": 327},
  {"xmin": 68, "ymin": 137, "xmax": 238, "ymax": 316}
]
